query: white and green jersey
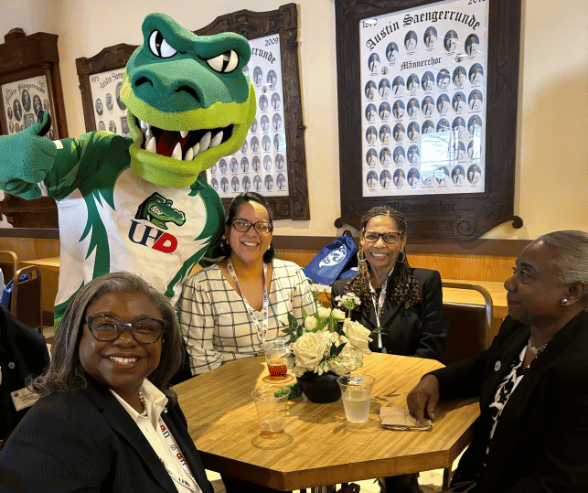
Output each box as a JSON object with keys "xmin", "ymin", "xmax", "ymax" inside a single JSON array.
[{"xmin": 39, "ymin": 132, "xmax": 224, "ymax": 323}]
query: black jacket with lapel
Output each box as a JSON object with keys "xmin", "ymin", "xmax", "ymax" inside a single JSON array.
[
  {"xmin": 332, "ymin": 268, "xmax": 447, "ymax": 360},
  {"xmin": 0, "ymin": 377, "xmax": 213, "ymax": 493},
  {"xmin": 432, "ymin": 309, "xmax": 588, "ymax": 492}
]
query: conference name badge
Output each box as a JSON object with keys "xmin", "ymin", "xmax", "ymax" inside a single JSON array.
[{"xmin": 11, "ymin": 387, "xmax": 40, "ymax": 412}]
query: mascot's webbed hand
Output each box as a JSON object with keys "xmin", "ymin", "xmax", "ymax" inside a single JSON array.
[{"xmin": 0, "ymin": 112, "xmax": 57, "ymax": 197}]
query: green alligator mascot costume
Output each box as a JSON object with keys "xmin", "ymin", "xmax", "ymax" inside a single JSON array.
[{"xmin": 0, "ymin": 13, "xmax": 256, "ymax": 324}]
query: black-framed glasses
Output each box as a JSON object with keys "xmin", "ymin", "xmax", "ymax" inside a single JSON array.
[
  {"xmin": 85, "ymin": 314, "xmax": 167, "ymax": 344},
  {"xmin": 231, "ymin": 218, "xmax": 273, "ymax": 234},
  {"xmin": 363, "ymin": 231, "xmax": 402, "ymax": 244}
]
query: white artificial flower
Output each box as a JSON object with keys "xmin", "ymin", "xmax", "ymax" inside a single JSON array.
[
  {"xmin": 338, "ymin": 292, "xmax": 361, "ymax": 307},
  {"xmin": 343, "ymin": 319, "xmax": 372, "ymax": 354},
  {"xmin": 316, "ymin": 359, "xmax": 333, "ymax": 375},
  {"xmin": 304, "ymin": 316, "xmax": 318, "ymax": 330},
  {"xmin": 293, "ymin": 332, "xmax": 328, "ymax": 370},
  {"xmin": 323, "ymin": 332, "xmax": 344, "ymax": 352},
  {"xmin": 331, "ymin": 308, "xmax": 346, "ymax": 321},
  {"xmin": 317, "ymin": 306, "xmax": 332, "ymax": 319},
  {"xmin": 329, "ymin": 345, "xmax": 364, "ymax": 375}
]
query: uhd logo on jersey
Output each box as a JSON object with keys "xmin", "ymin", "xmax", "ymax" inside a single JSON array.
[
  {"xmin": 129, "ymin": 193, "xmax": 186, "ymax": 253},
  {"xmin": 319, "ymin": 245, "xmax": 348, "ymax": 269}
]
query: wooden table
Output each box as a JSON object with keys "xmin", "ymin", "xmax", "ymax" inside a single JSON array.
[
  {"xmin": 175, "ymin": 353, "xmax": 479, "ymax": 491},
  {"xmin": 20, "ymin": 256, "xmax": 60, "ymax": 271}
]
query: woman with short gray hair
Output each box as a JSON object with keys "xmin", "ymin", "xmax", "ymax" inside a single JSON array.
[{"xmin": 408, "ymin": 230, "xmax": 588, "ymax": 492}]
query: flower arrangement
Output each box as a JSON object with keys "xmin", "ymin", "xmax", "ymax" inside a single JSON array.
[{"xmin": 282, "ymin": 284, "xmax": 372, "ymax": 377}]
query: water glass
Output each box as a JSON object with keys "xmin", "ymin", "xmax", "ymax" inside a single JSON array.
[
  {"xmin": 337, "ymin": 374, "xmax": 375, "ymax": 423},
  {"xmin": 251, "ymin": 385, "xmax": 291, "ymax": 437}
]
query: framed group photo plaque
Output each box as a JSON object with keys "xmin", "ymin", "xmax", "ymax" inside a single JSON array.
[
  {"xmin": 335, "ymin": 0, "xmax": 522, "ymax": 240},
  {"xmin": 0, "ymin": 30, "xmax": 68, "ymax": 229},
  {"xmin": 77, "ymin": 44, "xmax": 137, "ymax": 135},
  {"xmin": 197, "ymin": 3, "xmax": 310, "ymax": 220}
]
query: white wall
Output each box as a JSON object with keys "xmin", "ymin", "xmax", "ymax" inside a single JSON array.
[{"xmin": 1, "ymin": 0, "xmax": 586, "ymax": 239}]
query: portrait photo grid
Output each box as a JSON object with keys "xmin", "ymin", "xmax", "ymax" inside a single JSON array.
[
  {"xmin": 89, "ymin": 68, "xmax": 131, "ymax": 137},
  {"xmin": 1, "ymin": 75, "xmax": 57, "ymax": 139},
  {"xmin": 360, "ymin": 0, "xmax": 488, "ymax": 196},
  {"xmin": 207, "ymin": 34, "xmax": 288, "ymax": 197}
]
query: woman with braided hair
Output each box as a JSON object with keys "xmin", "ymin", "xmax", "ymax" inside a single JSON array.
[
  {"xmin": 331, "ymin": 206, "xmax": 448, "ymax": 493},
  {"xmin": 332, "ymin": 206, "xmax": 447, "ymax": 359}
]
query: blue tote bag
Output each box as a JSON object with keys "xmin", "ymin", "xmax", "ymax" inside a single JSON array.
[{"xmin": 304, "ymin": 232, "xmax": 358, "ymax": 286}]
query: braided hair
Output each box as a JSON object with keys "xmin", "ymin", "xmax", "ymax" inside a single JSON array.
[{"xmin": 342, "ymin": 206, "xmax": 421, "ymax": 310}]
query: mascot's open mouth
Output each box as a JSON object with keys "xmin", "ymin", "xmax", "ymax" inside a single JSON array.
[{"xmin": 137, "ymin": 117, "xmax": 234, "ymax": 161}]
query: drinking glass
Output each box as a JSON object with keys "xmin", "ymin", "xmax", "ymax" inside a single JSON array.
[
  {"xmin": 263, "ymin": 339, "xmax": 294, "ymax": 382},
  {"xmin": 251, "ymin": 385, "xmax": 291, "ymax": 437},
  {"xmin": 337, "ymin": 374, "xmax": 375, "ymax": 423}
]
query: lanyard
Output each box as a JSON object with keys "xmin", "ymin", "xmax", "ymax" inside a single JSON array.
[
  {"xmin": 157, "ymin": 416, "xmax": 200, "ymax": 492},
  {"xmin": 369, "ymin": 268, "xmax": 394, "ymax": 352},
  {"xmin": 227, "ymin": 257, "xmax": 269, "ymax": 343}
]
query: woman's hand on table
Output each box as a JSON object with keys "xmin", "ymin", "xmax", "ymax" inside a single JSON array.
[{"xmin": 407, "ymin": 374, "xmax": 440, "ymax": 425}]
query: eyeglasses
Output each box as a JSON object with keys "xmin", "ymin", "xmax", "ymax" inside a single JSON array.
[
  {"xmin": 231, "ymin": 218, "xmax": 273, "ymax": 234},
  {"xmin": 85, "ymin": 314, "xmax": 167, "ymax": 344},
  {"xmin": 363, "ymin": 231, "xmax": 402, "ymax": 244}
]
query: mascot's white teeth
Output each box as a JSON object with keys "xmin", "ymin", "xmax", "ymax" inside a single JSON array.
[{"xmin": 138, "ymin": 119, "xmax": 231, "ymax": 161}]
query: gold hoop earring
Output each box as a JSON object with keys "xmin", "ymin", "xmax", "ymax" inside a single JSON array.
[{"xmin": 357, "ymin": 249, "xmax": 367, "ymax": 263}]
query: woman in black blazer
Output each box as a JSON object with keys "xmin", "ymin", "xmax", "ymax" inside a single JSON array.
[
  {"xmin": 408, "ymin": 230, "xmax": 588, "ymax": 492},
  {"xmin": 0, "ymin": 272, "xmax": 212, "ymax": 493},
  {"xmin": 331, "ymin": 206, "xmax": 447, "ymax": 360},
  {"xmin": 331, "ymin": 206, "xmax": 448, "ymax": 493}
]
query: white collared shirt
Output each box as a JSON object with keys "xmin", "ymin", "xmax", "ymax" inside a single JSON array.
[{"xmin": 111, "ymin": 380, "xmax": 202, "ymax": 493}]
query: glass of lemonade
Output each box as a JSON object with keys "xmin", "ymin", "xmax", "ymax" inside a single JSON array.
[
  {"xmin": 337, "ymin": 374, "xmax": 375, "ymax": 423},
  {"xmin": 251, "ymin": 385, "xmax": 291, "ymax": 437}
]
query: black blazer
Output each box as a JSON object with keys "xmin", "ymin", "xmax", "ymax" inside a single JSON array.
[
  {"xmin": 332, "ymin": 268, "xmax": 447, "ymax": 360},
  {"xmin": 431, "ymin": 309, "xmax": 588, "ymax": 493},
  {"xmin": 0, "ymin": 305, "xmax": 50, "ymax": 441},
  {"xmin": 0, "ymin": 378, "xmax": 213, "ymax": 493}
]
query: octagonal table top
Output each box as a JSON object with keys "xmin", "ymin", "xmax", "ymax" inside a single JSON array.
[{"xmin": 175, "ymin": 352, "xmax": 479, "ymax": 491}]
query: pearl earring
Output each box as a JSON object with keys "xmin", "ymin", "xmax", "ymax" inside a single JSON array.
[{"xmin": 560, "ymin": 298, "xmax": 568, "ymax": 305}]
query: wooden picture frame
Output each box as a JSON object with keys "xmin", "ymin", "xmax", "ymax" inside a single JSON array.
[
  {"xmin": 76, "ymin": 44, "xmax": 137, "ymax": 134},
  {"xmin": 197, "ymin": 3, "xmax": 310, "ymax": 220},
  {"xmin": 335, "ymin": 0, "xmax": 523, "ymax": 240},
  {"xmin": 0, "ymin": 29, "xmax": 68, "ymax": 229},
  {"xmin": 0, "ymin": 30, "xmax": 68, "ymax": 138},
  {"xmin": 76, "ymin": 3, "xmax": 310, "ymax": 221}
]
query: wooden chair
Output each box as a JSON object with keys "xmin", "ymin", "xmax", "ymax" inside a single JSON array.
[
  {"xmin": 0, "ymin": 250, "xmax": 18, "ymax": 285},
  {"xmin": 440, "ymin": 281, "xmax": 494, "ymax": 488},
  {"xmin": 11, "ymin": 265, "xmax": 43, "ymax": 334}
]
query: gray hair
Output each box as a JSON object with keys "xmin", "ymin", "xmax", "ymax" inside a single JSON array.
[
  {"xmin": 30, "ymin": 272, "xmax": 182, "ymax": 405},
  {"xmin": 534, "ymin": 230, "xmax": 588, "ymax": 304}
]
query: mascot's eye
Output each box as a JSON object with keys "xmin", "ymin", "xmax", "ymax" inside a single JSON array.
[
  {"xmin": 148, "ymin": 30, "xmax": 177, "ymax": 58},
  {"xmin": 206, "ymin": 50, "xmax": 239, "ymax": 73}
]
